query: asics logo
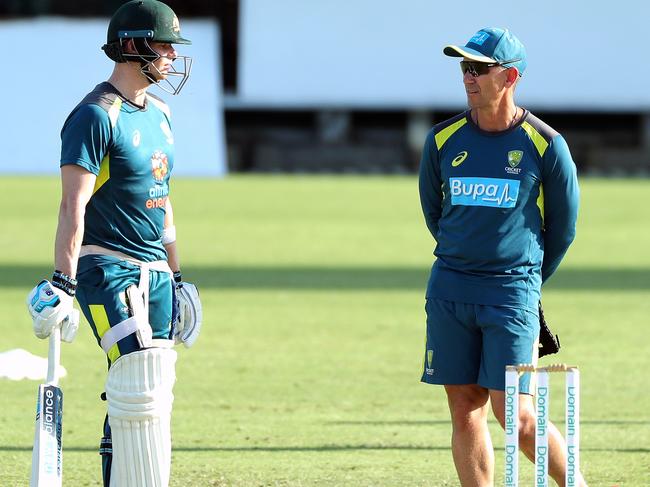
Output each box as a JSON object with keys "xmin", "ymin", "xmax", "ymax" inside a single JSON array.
[
  {"xmin": 450, "ymin": 177, "xmax": 520, "ymax": 208},
  {"xmin": 451, "ymin": 151, "xmax": 468, "ymax": 167}
]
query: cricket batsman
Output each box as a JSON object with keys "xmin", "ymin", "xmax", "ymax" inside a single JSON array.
[
  {"xmin": 26, "ymin": 1, "xmax": 202, "ymax": 485},
  {"xmin": 418, "ymin": 27, "xmax": 587, "ymax": 485}
]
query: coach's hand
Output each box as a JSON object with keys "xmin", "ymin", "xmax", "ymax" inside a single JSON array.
[
  {"xmin": 172, "ymin": 278, "xmax": 202, "ymax": 348},
  {"xmin": 27, "ymin": 279, "xmax": 79, "ymax": 342}
]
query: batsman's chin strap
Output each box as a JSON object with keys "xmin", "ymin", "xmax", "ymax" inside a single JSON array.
[{"xmin": 80, "ymin": 245, "xmax": 174, "ymax": 352}]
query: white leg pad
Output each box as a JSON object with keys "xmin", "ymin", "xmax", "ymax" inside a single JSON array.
[{"xmin": 105, "ymin": 348, "xmax": 177, "ymax": 487}]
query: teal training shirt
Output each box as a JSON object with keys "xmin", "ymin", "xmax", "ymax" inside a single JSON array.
[
  {"xmin": 60, "ymin": 82, "xmax": 175, "ymax": 262},
  {"xmin": 419, "ymin": 110, "xmax": 579, "ymax": 311}
]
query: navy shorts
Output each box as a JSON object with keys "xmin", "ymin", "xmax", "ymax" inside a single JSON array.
[
  {"xmin": 421, "ymin": 298, "xmax": 539, "ymax": 393},
  {"xmin": 75, "ymin": 254, "xmax": 173, "ymax": 366}
]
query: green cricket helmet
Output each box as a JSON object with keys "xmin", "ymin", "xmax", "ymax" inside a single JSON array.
[{"xmin": 102, "ymin": 0, "xmax": 193, "ymax": 95}]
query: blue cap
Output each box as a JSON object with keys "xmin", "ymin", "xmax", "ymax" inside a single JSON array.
[{"xmin": 443, "ymin": 27, "xmax": 527, "ymax": 75}]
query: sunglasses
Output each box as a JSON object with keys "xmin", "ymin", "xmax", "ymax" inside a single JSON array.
[{"xmin": 460, "ymin": 59, "xmax": 520, "ymax": 77}]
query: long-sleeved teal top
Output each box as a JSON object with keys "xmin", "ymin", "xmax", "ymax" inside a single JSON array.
[{"xmin": 419, "ymin": 110, "xmax": 579, "ymax": 311}]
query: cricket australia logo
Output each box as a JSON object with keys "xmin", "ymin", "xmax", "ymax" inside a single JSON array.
[
  {"xmin": 151, "ymin": 150, "xmax": 169, "ymax": 182},
  {"xmin": 425, "ymin": 350, "xmax": 435, "ymax": 375},
  {"xmin": 506, "ymin": 150, "xmax": 523, "ymax": 175}
]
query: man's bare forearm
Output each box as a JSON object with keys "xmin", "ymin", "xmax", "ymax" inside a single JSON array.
[{"xmin": 54, "ymin": 199, "xmax": 85, "ymax": 277}]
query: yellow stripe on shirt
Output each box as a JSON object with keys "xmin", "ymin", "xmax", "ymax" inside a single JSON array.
[
  {"xmin": 91, "ymin": 97, "xmax": 121, "ymax": 196},
  {"xmin": 107, "ymin": 97, "xmax": 122, "ymax": 128},
  {"xmin": 537, "ymin": 184, "xmax": 545, "ymax": 226},
  {"xmin": 435, "ymin": 118, "xmax": 468, "ymax": 150},
  {"xmin": 522, "ymin": 121, "xmax": 549, "ymax": 157},
  {"xmin": 92, "ymin": 154, "xmax": 110, "ymax": 195}
]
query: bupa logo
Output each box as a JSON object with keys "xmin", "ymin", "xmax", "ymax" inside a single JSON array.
[{"xmin": 450, "ymin": 177, "xmax": 520, "ymax": 208}]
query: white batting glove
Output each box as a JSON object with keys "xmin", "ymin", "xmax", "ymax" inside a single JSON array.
[
  {"xmin": 27, "ymin": 280, "xmax": 79, "ymax": 342},
  {"xmin": 61, "ymin": 308, "xmax": 80, "ymax": 343},
  {"xmin": 174, "ymin": 282, "xmax": 202, "ymax": 348}
]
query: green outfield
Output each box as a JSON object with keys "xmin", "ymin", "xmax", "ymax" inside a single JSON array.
[{"xmin": 0, "ymin": 176, "xmax": 648, "ymax": 486}]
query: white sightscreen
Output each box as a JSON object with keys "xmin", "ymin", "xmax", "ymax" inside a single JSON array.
[
  {"xmin": 0, "ymin": 18, "xmax": 226, "ymax": 176},
  {"xmin": 238, "ymin": 0, "xmax": 649, "ymax": 110}
]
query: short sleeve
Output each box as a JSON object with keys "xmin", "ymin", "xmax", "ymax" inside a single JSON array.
[{"xmin": 60, "ymin": 104, "xmax": 112, "ymax": 176}]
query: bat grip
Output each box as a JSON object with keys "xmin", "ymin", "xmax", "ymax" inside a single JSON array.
[{"xmin": 46, "ymin": 326, "xmax": 61, "ymax": 386}]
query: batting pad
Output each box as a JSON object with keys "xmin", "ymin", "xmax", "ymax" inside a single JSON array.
[{"xmin": 105, "ymin": 348, "xmax": 177, "ymax": 487}]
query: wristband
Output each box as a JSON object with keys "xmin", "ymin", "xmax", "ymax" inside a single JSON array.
[
  {"xmin": 52, "ymin": 270, "xmax": 78, "ymax": 297},
  {"xmin": 173, "ymin": 271, "xmax": 182, "ymax": 285},
  {"xmin": 162, "ymin": 225, "xmax": 176, "ymax": 245}
]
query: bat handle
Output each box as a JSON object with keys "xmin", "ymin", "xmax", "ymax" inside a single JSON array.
[{"xmin": 46, "ymin": 326, "xmax": 61, "ymax": 386}]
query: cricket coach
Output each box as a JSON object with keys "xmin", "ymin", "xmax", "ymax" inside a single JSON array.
[{"xmin": 418, "ymin": 27, "xmax": 586, "ymax": 485}]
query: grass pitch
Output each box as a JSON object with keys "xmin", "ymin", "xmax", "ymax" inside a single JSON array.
[{"xmin": 0, "ymin": 176, "xmax": 648, "ymax": 486}]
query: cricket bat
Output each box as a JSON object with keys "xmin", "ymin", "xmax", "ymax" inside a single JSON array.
[{"xmin": 30, "ymin": 326, "xmax": 63, "ymax": 487}]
